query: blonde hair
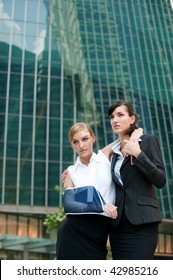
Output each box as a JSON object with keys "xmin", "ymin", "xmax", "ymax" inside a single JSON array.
[{"xmin": 68, "ymin": 122, "xmax": 95, "ymax": 142}]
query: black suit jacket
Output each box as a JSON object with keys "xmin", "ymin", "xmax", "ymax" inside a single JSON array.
[{"xmin": 111, "ymin": 134, "xmax": 166, "ymax": 226}]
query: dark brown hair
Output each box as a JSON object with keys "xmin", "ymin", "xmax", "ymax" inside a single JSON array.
[{"xmin": 108, "ymin": 101, "xmax": 138, "ymax": 136}]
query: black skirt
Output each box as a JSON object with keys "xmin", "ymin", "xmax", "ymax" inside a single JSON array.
[
  {"xmin": 110, "ymin": 210, "xmax": 159, "ymax": 260},
  {"xmin": 56, "ymin": 214, "xmax": 112, "ymax": 260}
]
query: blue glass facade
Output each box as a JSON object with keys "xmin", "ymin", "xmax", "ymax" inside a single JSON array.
[{"xmin": 0, "ymin": 0, "xmax": 173, "ymax": 258}]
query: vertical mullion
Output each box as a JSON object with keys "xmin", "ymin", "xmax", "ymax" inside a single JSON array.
[
  {"xmin": 16, "ymin": 0, "xmax": 28, "ymax": 205},
  {"xmin": 147, "ymin": 1, "xmax": 172, "ymax": 214},
  {"xmin": 45, "ymin": 17, "xmax": 52, "ymax": 207},
  {"xmin": 2, "ymin": 0, "xmax": 15, "ymax": 204},
  {"xmin": 156, "ymin": 2, "xmax": 173, "ymax": 130},
  {"xmin": 59, "ymin": 55, "xmax": 64, "ymax": 207},
  {"xmin": 80, "ymin": 0, "xmax": 99, "ymax": 150},
  {"xmin": 122, "ymin": 2, "xmax": 138, "ymax": 110},
  {"xmin": 31, "ymin": 1, "xmax": 40, "ymax": 206},
  {"xmin": 89, "ymin": 0, "xmax": 106, "ymax": 145},
  {"xmin": 120, "ymin": 1, "xmax": 144, "ymax": 122},
  {"xmin": 96, "ymin": 0, "xmax": 110, "ymax": 146},
  {"xmin": 114, "ymin": 1, "xmax": 128, "ymax": 99},
  {"xmin": 110, "ymin": 0, "xmax": 120, "ymax": 99},
  {"xmin": 106, "ymin": 1, "xmax": 122, "ymax": 106},
  {"xmin": 110, "ymin": 0, "xmax": 126, "ymax": 140},
  {"xmin": 131, "ymin": 1, "xmax": 153, "ymax": 132}
]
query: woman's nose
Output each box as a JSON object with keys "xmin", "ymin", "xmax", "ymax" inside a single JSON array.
[{"xmin": 79, "ymin": 141, "xmax": 84, "ymax": 148}]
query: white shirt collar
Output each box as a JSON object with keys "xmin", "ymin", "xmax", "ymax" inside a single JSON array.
[
  {"xmin": 112, "ymin": 140, "xmax": 121, "ymax": 156},
  {"xmin": 112, "ymin": 138, "xmax": 142, "ymax": 155},
  {"xmin": 73, "ymin": 152, "xmax": 99, "ymax": 171}
]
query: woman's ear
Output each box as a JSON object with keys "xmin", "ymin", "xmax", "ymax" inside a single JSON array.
[
  {"xmin": 130, "ymin": 115, "xmax": 136, "ymax": 124},
  {"xmin": 92, "ymin": 134, "xmax": 96, "ymax": 143}
]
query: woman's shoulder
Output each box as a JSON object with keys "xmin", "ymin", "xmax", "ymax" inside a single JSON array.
[
  {"xmin": 141, "ymin": 134, "xmax": 158, "ymax": 141},
  {"xmin": 96, "ymin": 150, "xmax": 111, "ymax": 164},
  {"xmin": 140, "ymin": 134, "xmax": 160, "ymax": 146},
  {"xmin": 67, "ymin": 164, "xmax": 75, "ymax": 173},
  {"xmin": 97, "ymin": 150, "xmax": 108, "ymax": 159}
]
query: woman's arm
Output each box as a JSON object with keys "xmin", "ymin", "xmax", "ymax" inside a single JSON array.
[
  {"xmin": 64, "ymin": 172, "xmax": 74, "ymax": 189},
  {"xmin": 130, "ymin": 127, "xmax": 143, "ymax": 142},
  {"xmin": 63, "ymin": 186, "xmax": 118, "ymax": 218},
  {"xmin": 63, "ymin": 186, "xmax": 104, "ymax": 214},
  {"xmin": 63, "ymin": 171, "xmax": 118, "ymax": 218},
  {"xmin": 102, "ymin": 127, "xmax": 143, "ymax": 159},
  {"xmin": 101, "ymin": 139, "xmax": 119, "ymax": 159},
  {"xmin": 126, "ymin": 135, "xmax": 166, "ymax": 188}
]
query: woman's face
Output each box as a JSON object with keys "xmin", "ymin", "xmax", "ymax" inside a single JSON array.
[
  {"xmin": 70, "ymin": 128, "xmax": 95, "ymax": 159},
  {"xmin": 110, "ymin": 105, "xmax": 135, "ymax": 135}
]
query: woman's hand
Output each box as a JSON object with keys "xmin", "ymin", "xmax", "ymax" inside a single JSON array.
[
  {"xmin": 130, "ymin": 127, "xmax": 143, "ymax": 142},
  {"xmin": 123, "ymin": 139, "xmax": 141, "ymax": 158},
  {"xmin": 61, "ymin": 169, "xmax": 68, "ymax": 185},
  {"xmin": 61, "ymin": 170, "xmax": 74, "ymax": 189},
  {"xmin": 103, "ymin": 204, "xmax": 118, "ymax": 219}
]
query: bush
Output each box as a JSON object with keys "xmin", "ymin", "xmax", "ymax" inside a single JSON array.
[
  {"xmin": 43, "ymin": 185, "xmax": 66, "ymax": 234},
  {"xmin": 43, "ymin": 207, "xmax": 66, "ymax": 234}
]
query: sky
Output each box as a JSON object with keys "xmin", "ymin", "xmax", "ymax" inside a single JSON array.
[{"xmin": 0, "ymin": 0, "xmax": 47, "ymax": 55}]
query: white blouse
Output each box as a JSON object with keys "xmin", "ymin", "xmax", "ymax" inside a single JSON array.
[{"xmin": 68, "ymin": 151, "xmax": 116, "ymax": 216}]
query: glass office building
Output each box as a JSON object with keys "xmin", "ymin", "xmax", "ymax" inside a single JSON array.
[{"xmin": 0, "ymin": 0, "xmax": 173, "ymax": 259}]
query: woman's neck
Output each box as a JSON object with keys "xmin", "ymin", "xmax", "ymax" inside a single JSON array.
[
  {"xmin": 119, "ymin": 135, "xmax": 130, "ymax": 149},
  {"xmin": 80, "ymin": 154, "xmax": 93, "ymax": 165}
]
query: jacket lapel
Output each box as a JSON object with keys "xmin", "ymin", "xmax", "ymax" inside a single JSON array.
[
  {"xmin": 111, "ymin": 153, "xmax": 124, "ymax": 188},
  {"xmin": 120, "ymin": 155, "xmax": 129, "ymax": 169}
]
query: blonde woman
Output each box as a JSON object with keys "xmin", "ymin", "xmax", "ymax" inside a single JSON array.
[{"xmin": 56, "ymin": 122, "xmax": 142, "ymax": 260}]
